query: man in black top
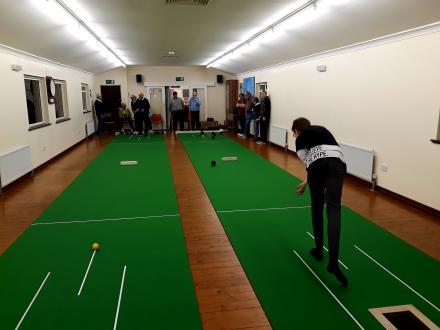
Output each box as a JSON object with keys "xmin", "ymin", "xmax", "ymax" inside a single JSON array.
[
  {"xmin": 94, "ymin": 93, "xmax": 106, "ymax": 134},
  {"xmin": 293, "ymin": 117, "xmax": 348, "ymax": 286},
  {"xmin": 258, "ymin": 91, "xmax": 271, "ymax": 144},
  {"xmin": 135, "ymin": 92, "xmax": 151, "ymax": 135}
]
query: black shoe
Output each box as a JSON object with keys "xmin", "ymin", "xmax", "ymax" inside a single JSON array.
[
  {"xmin": 310, "ymin": 248, "xmax": 323, "ymax": 261},
  {"xmin": 327, "ymin": 264, "xmax": 348, "ymax": 287}
]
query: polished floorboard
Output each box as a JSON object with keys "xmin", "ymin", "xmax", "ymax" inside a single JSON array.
[{"xmin": 0, "ymin": 133, "xmax": 438, "ymax": 330}]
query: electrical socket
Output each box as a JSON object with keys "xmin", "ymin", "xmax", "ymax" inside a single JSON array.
[{"xmin": 381, "ymin": 164, "xmax": 389, "ymax": 172}]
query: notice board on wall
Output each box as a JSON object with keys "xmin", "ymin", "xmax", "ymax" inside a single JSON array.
[{"xmin": 243, "ymin": 77, "xmax": 255, "ymax": 96}]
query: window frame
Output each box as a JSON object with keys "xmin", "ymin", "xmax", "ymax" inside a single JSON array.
[
  {"xmin": 24, "ymin": 75, "xmax": 50, "ymax": 129},
  {"xmin": 54, "ymin": 79, "xmax": 69, "ymax": 122},
  {"xmin": 81, "ymin": 83, "xmax": 91, "ymax": 113}
]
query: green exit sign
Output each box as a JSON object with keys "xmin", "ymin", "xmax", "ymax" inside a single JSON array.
[
  {"xmin": 176, "ymin": 77, "xmax": 184, "ymax": 82},
  {"xmin": 106, "ymin": 80, "xmax": 115, "ymax": 85}
]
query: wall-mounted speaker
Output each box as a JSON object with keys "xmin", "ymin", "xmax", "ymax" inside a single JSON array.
[
  {"xmin": 136, "ymin": 74, "xmax": 143, "ymax": 83},
  {"xmin": 217, "ymin": 75, "xmax": 224, "ymax": 84}
]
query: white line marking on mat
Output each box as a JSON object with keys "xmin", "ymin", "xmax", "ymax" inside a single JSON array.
[
  {"xmin": 217, "ymin": 206, "xmax": 311, "ymax": 213},
  {"xmin": 77, "ymin": 250, "xmax": 96, "ymax": 296},
  {"xmin": 15, "ymin": 272, "xmax": 51, "ymax": 330},
  {"xmin": 306, "ymin": 232, "xmax": 349, "ymax": 270},
  {"xmin": 293, "ymin": 250, "xmax": 365, "ymax": 330},
  {"xmin": 113, "ymin": 266, "xmax": 127, "ymax": 330},
  {"xmin": 32, "ymin": 214, "xmax": 180, "ymax": 226},
  {"xmin": 112, "ymin": 141, "xmax": 162, "ymax": 145},
  {"xmin": 177, "ymin": 129, "xmax": 224, "ymax": 134},
  {"xmin": 354, "ymin": 245, "xmax": 439, "ymax": 312}
]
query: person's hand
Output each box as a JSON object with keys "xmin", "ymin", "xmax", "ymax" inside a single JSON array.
[
  {"xmin": 296, "ymin": 181, "xmax": 307, "ymax": 196},
  {"xmin": 262, "ymin": 117, "xmax": 266, "ymax": 121}
]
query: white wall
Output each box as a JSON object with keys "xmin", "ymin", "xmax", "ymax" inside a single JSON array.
[
  {"xmin": 0, "ymin": 48, "xmax": 95, "ymax": 168},
  {"xmin": 126, "ymin": 66, "xmax": 234, "ymax": 123},
  {"xmin": 238, "ymin": 31, "xmax": 440, "ymax": 211}
]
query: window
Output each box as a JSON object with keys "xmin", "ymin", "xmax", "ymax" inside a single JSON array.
[
  {"xmin": 256, "ymin": 82, "xmax": 268, "ymax": 95},
  {"xmin": 54, "ymin": 80, "xmax": 68, "ymax": 120},
  {"xmin": 81, "ymin": 83, "xmax": 90, "ymax": 111},
  {"xmin": 24, "ymin": 76, "xmax": 47, "ymax": 126},
  {"xmin": 239, "ymin": 82, "xmax": 243, "ymax": 94}
]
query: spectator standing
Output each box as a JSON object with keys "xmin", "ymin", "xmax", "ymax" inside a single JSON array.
[
  {"xmin": 169, "ymin": 91, "xmax": 184, "ymax": 132},
  {"xmin": 94, "ymin": 93, "xmax": 106, "ymax": 134},
  {"xmin": 250, "ymin": 97, "xmax": 260, "ymax": 141},
  {"xmin": 235, "ymin": 93, "xmax": 246, "ymax": 136},
  {"xmin": 189, "ymin": 90, "xmax": 201, "ymax": 130},
  {"xmin": 257, "ymin": 91, "xmax": 271, "ymax": 144},
  {"xmin": 135, "ymin": 92, "xmax": 151, "ymax": 135},
  {"xmin": 244, "ymin": 91, "xmax": 253, "ymax": 138}
]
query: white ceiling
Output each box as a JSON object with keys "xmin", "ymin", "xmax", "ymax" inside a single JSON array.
[{"xmin": 0, "ymin": 0, "xmax": 439, "ymax": 74}]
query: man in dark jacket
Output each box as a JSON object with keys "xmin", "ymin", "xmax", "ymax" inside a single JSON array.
[
  {"xmin": 257, "ymin": 91, "xmax": 271, "ymax": 144},
  {"xmin": 94, "ymin": 93, "xmax": 106, "ymax": 134},
  {"xmin": 135, "ymin": 92, "xmax": 151, "ymax": 134}
]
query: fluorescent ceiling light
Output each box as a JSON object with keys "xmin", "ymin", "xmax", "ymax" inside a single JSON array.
[
  {"xmin": 37, "ymin": 0, "xmax": 126, "ymax": 68},
  {"xmin": 206, "ymin": 0, "xmax": 348, "ymax": 69}
]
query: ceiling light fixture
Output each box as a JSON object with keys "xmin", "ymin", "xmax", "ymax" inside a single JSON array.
[
  {"xmin": 206, "ymin": 0, "xmax": 343, "ymax": 68},
  {"xmin": 42, "ymin": 0, "xmax": 126, "ymax": 68}
]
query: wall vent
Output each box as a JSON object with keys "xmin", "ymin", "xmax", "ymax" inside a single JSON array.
[{"xmin": 166, "ymin": 0, "xmax": 211, "ymax": 6}]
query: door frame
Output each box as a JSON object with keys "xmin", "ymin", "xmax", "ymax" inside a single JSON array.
[
  {"xmin": 144, "ymin": 82, "xmax": 211, "ymax": 122},
  {"xmin": 144, "ymin": 85, "xmax": 166, "ymax": 129}
]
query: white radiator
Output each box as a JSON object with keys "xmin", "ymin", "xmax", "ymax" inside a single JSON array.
[
  {"xmin": 340, "ymin": 143, "xmax": 375, "ymax": 183},
  {"xmin": 269, "ymin": 125, "xmax": 288, "ymax": 151},
  {"xmin": 85, "ymin": 119, "xmax": 95, "ymax": 137},
  {"xmin": 0, "ymin": 145, "xmax": 33, "ymax": 193}
]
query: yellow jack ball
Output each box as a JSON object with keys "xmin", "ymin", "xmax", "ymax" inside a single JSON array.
[{"xmin": 92, "ymin": 243, "xmax": 100, "ymax": 251}]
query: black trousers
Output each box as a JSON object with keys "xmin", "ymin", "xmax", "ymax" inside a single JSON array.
[
  {"xmin": 144, "ymin": 116, "xmax": 151, "ymax": 133},
  {"xmin": 134, "ymin": 113, "xmax": 150, "ymax": 133},
  {"xmin": 117, "ymin": 117, "xmax": 134, "ymax": 131},
  {"xmin": 238, "ymin": 114, "xmax": 246, "ymax": 134},
  {"xmin": 172, "ymin": 111, "xmax": 184, "ymax": 131},
  {"xmin": 260, "ymin": 118, "xmax": 269, "ymax": 143},
  {"xmin": 191, "ymin": 111, "xmax": 200, "ymax": 130},
  {"xmin": 134, "ymin": 113, "xmax": 143, "ymax": 133},
  {"xmin": 307, "ymin": 158, "xmax": 346, "ymax": 265}
]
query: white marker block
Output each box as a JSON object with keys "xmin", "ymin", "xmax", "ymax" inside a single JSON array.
[
  {"xmin": 120, "ymin": 161, "xmax": 138, "ymax": 166},
  {"xmin": 221, "ymin": 157, "xmax": 238, "ymax": 161}
]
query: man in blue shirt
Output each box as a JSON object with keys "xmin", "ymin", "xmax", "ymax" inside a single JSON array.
[{"xmin": 189, "ymin": 90, "xmax": 201, "ymax": 130}]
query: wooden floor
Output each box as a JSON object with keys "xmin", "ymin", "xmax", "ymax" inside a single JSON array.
[{"xmin": 1, "ymin": 133, "xmax": 439, "ymax": 330}]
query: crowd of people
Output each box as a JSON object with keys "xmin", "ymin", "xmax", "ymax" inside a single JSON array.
[
  {"xmin": 94, "ymin": 88, "xmax": 271, "ymax": 139},
  {"xmin": 94, "ymin": 92, "xmax": 152, "ymax": 135},
  {"xmin": 94, "ymin": 90, "xmax": 203, "ymax": 135},
  {"xmin": 235, "ymin": 90, "xmax": 271, "ymax": 144}
]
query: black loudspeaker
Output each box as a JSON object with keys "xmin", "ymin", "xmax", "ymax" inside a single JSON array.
[
  {"xmin": 136, "ymin": 74, "xmax": 143, "ymax": 83},
  {"xmin": 217, "ymin": 75, "xmax": 224, "ymax": 84}
]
